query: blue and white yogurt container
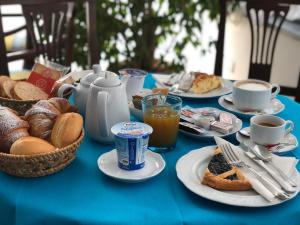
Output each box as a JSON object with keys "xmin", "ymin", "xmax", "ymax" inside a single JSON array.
[{"xmin": 111, "ymin": 122, "xmax": 153, "ymax": 170}]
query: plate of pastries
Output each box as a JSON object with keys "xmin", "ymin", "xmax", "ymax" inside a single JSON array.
[
  {"xmin": 152, "ymin": 72, "xmax": 233, "ymax": 99},
  {"xmin": 0, "ymin": 98, "xmax": 84, "ymax": 177},
  {"xmin": 176, "ymin": 145, "xmax": 299, "ymax": 207}
]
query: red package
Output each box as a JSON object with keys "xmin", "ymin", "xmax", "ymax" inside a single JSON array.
[{"xmin": 27, "ymin": 63, "xmax": 63, "ymax": 95}]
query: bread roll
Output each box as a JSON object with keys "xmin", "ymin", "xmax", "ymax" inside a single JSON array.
[
  {"xmin": 51, "ymin": 113, "xmax": 83, "ymax": 148},
  {"xmin": 0, "ymin": 106, "xmax": 30, "ymax": 153},
  {"xmin": 10, "ymin": 136, "xmax": 56, "ymax": 155},
  {"xmin": 13, "ymin": 81, "xmax": 48, "ymax": 100},
  {"xmin": 25, "ymin": 98, "xmax": 76, "ymax": 140}
]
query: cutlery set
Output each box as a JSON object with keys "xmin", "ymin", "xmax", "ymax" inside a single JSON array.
[{"xmin": 219, "ymin": 141, "xmax": 297, "ymax": 201}]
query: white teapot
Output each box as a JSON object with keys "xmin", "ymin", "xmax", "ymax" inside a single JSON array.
[
  {"xmin": 85, "ymin": 71, "xmax": 130, "ymax": 143},
  {"xmin": 58, "ymin": 65, "xmax": 102, "ymax": 115}
]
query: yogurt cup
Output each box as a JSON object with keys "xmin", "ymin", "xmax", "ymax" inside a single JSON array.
[{"xmin": 111, "ymin": 122, "xmax": 153, "ymax": 170}]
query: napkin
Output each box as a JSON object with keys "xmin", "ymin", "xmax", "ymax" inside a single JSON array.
[{"xmin": 214, "ymin": 137, "xmax": 299, "ymax": 202}]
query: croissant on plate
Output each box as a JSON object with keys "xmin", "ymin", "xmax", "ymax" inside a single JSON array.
[
  {"xmin": 0, "ymin": 106, "xmax": 30, "ymax": 153},
  {"xmin": 24, "ymin": 98, "xmax": 77, "ymax": 140}
]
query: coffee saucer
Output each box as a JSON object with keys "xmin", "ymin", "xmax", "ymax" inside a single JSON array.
[
  {"xmin": 97, "ymin": 149, "xmax": 165, "ymax": 183},
  {"xmin": 236, "ymin": 127, "xmax": 298, "ymax": 154},
  {"xmin": 218, "ymin": 94, "xmax": 285, "ymax": 118}
]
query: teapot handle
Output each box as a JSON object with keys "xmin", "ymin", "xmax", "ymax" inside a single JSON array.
[
  {"xmin": 57, "ymin": 84, "xmax": 77, "ymax": 98},
  {"xmin": 97, "ymin": 91, "xmax": 109, "ymax": 137}
]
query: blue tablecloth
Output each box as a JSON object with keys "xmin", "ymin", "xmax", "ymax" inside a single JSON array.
[{"xmin": 1, "ymin": 74, "xmax": 300, "ymax": 225}]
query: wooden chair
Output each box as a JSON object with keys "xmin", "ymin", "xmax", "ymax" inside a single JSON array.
[
  {"xmin": 0, "ymin": 0, "xmax": 99, "ymax": 76},
  {"xmin": 22, "ymin": 1, "xmax": 75, "ymax": 66},
  {"xmin": 215, "ymin": 0, "xmax": 300, "ymax": 102}
]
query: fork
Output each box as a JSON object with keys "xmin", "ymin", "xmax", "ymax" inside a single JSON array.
[{"xmin": 220, "ymin": 143, "xmax": 290, "ymax": 200}]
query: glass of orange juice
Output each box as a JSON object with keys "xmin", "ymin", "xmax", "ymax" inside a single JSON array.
[{"xmin": 142, "ymin": 94, "xmax": 182, "ymax": 152}]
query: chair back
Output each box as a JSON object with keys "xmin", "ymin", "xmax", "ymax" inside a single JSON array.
[
  {"xmin": 247, "ymin": 1, "xmax": 289, "ymax": 81},
  {"xmin": 22, "ymin": 1, "xmax": 75, "ymax": 66}
]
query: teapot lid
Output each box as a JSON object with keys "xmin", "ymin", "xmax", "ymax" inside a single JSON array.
[{"xmin": 93, "ymin": 71, "xmax": 120, "ymax": 87}]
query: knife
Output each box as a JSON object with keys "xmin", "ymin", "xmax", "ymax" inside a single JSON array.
[{"xmin": 244, "ymin": 151, "xmax": 296, "ymax": 193}]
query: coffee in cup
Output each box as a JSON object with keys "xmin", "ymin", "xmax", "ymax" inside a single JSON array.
[
  {"xmin": 250, "ymin": 115, "xmax": 294, "ymax": 146},
  {"xmin": 232, "ymin": 79, "xmax": 280, "ymax": 111}
]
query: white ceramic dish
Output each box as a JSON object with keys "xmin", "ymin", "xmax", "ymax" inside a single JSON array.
[
  {"xmin": 98, "ymin": 149, "xmax": 165, "ymax": 183},
  {"xmin": 236, "ymin": 127, "xmax": 298, "ymax": 154},
  {"xmin": 152, "ymin": 73, "xmax": 233, "ymax": 99},
  {"xmin": 176, "ymin": 146, "xmax": 299, "ymax": 207},
  {"xmin": 179, "ymin": 107, "xmax": 242, "ymax": 140},
  {"xmin": 218, "ymin": 94, "xmax": 285, "ymax": 118}
]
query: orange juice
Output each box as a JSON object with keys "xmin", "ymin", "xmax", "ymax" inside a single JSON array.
[{"xmin": 143, "ymin": 106, "xmax": 180, "ymax": 148}]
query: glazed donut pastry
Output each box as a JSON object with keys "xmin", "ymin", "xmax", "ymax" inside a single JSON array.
[
  {"xmin": 24, "ymin": 98, "xmax": 76, "ymax": 140},
  {"xmin": 51, "ymin": 113, "xmax": 83, "ymax": 148},
  {"xmin": 0, "ymin": 106, "xmax": 30, "ymax": 153},
  {"xmin": 10, "ymin": 136, "xmax": 56, "ymax": 155},
  {"xmin": 202, "ymin": 147, "xmax": 251, "ymax": 191}
]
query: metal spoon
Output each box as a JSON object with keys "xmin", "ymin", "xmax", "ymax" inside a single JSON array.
[
  {"xmin": 251, "ymin": 145, "xmax": 297, "ymax": 187},
  {"xmin": 238, "ymin": 128, "xmax": 250, "ymax": 138}
]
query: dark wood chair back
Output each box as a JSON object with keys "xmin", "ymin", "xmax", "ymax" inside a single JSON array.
[
  {"xmin": 0, "ymin": 0, "xmax": 100, "ymax": 76},
  {"xmin": 247, "ymin": 1, "xmax": 289, "ymax": 81},
  {"xmin": 22, "ymin": 2, "xmax": 75, "ymax": 66},
  {"xmin": 215, "ymin": 0, "xmax": 300, "ymax": 102}
]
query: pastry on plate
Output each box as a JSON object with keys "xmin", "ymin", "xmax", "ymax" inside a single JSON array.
[
  {"xmin": 202, "ymin": 147, "xmax": 251, "ymax": 191},
  {"xmin": 191, "ymin": 72, "xmax": 221, "ymax": 94}
]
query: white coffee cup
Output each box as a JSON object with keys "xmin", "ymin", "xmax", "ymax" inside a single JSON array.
[
  {"xmin": 232, "ymin": 79, "xmax": 280, "ymax": 111},
  {"xmin": 250, "ymin": 115, "xmax": 294, "ymax": 145}
]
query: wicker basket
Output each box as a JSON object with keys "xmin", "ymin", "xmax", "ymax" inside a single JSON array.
[
  {"xmin": 0, "ymin": 89, "xmax": 72, "ymax": 115},
  {"xmin": 0, "ymin": 130, "xmax": 84, "ymax": 177}
]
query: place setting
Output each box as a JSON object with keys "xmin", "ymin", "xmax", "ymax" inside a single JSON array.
[
  {"xmin": 236, "ymin": 115, "xmax": 298, "ymax": 155},
  {"xmin": 152, "ymin": 72, "xmax": 233, "ymax": 99},
  {"xmin": 218, "ymin": 79, "xmax": 285, "ymax": 118},
  {"xmin": 176, "ymin": 136, "xmax": 300, "ymax": 207}
]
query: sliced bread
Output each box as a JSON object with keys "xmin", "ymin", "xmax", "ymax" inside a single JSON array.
[
  {"xmin": 0, "ymin": 76, "xmax": 10, "ymax": 97},
  {"xmin": 2, "ymin": 80, "xmax": 16, "ymax": 99},
  {"xmin": 13, "ymin": 81, "xmax": 48, "ymax": 100}
]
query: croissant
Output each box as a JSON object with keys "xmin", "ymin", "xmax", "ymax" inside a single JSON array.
[
  {"xmin": 24, "ymin": 98, "xmax": 77, "ymax": 140},
  {"xmin": 0, "ymin": 106, "xmax": 30, "ymax": 153}
]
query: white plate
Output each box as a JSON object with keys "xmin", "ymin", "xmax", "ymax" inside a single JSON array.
[
  {"xmin": 179, "ymin": 107, "xmax": 242, "ymax": 140},
  {"xmin": 236, "ymin": 127, "xmax": 298, "ymax": 154},
  {"xmin": 97, "ymin": 149, "xmax": 165, "ymax": 183},
  {"xmin": 218, "ymin": 94, "xmax": 285, "ymax": 118},
  {"xmin": 152, "ymin": 73, "xmax": 233, "ymax": 99},
  {"xmin": 176, "ymin": 146, "xmax": 299, "ymax": 207}
]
